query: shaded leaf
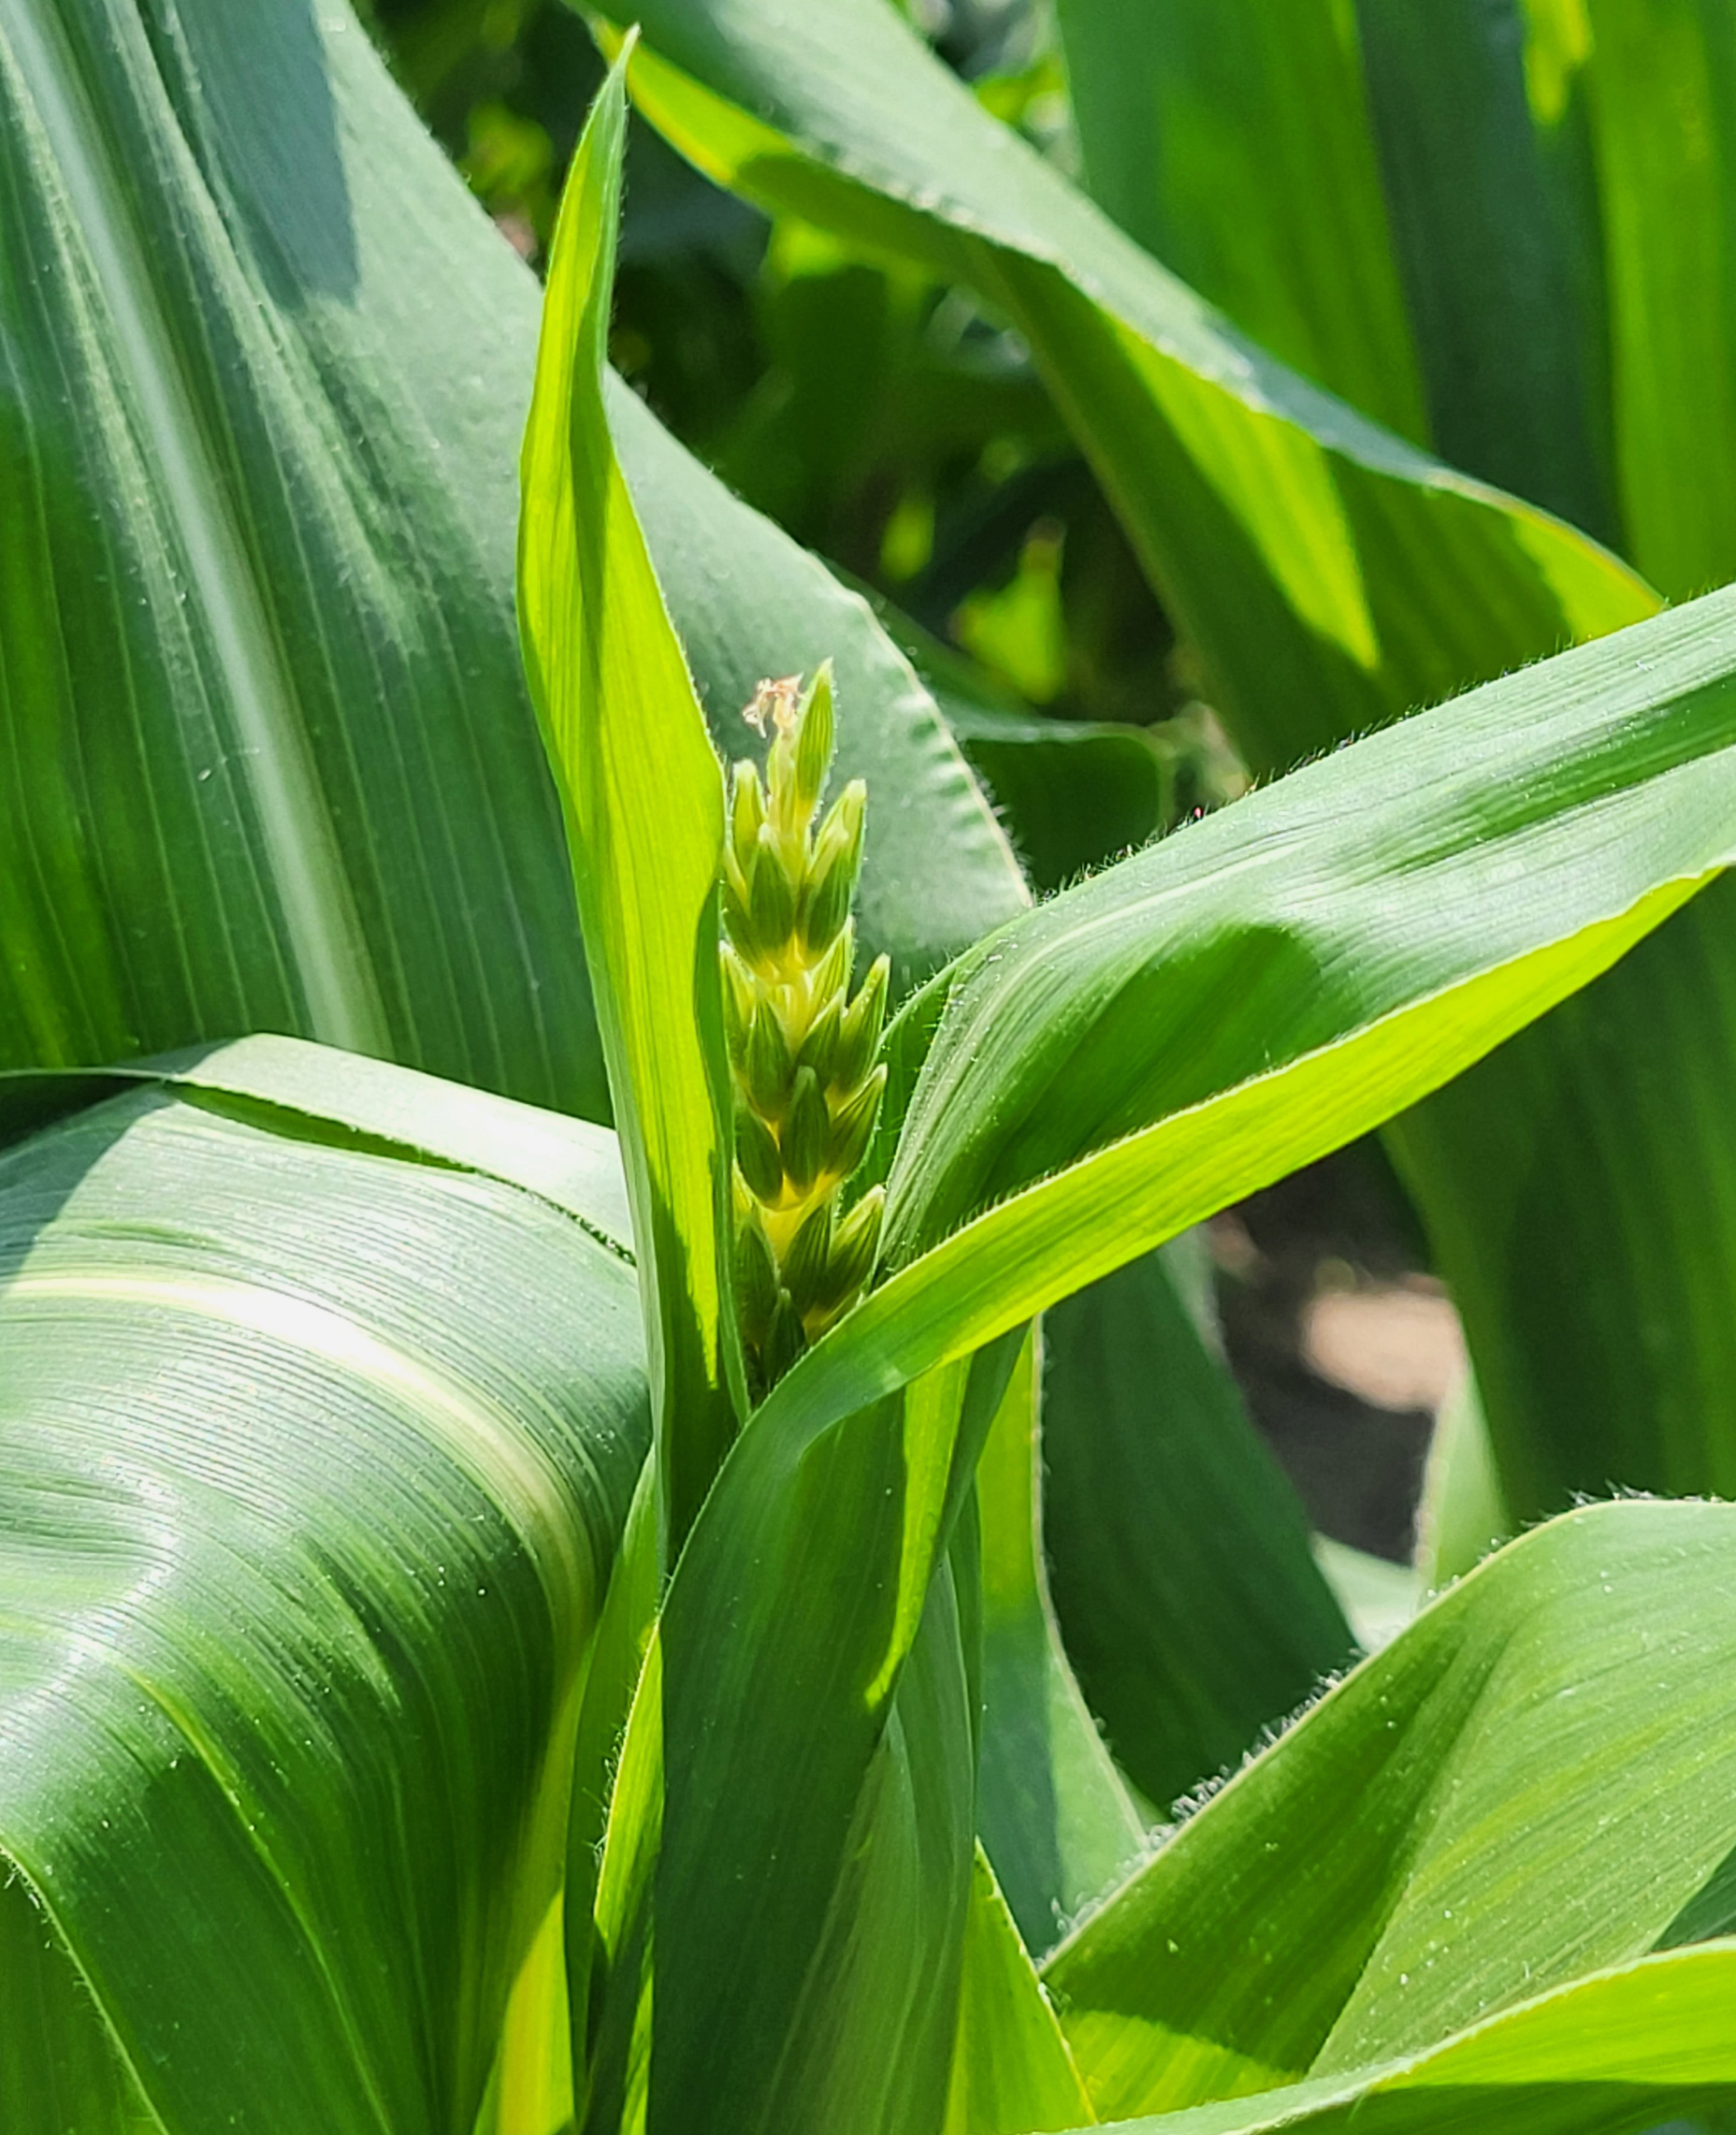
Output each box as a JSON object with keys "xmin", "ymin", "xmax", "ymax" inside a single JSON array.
[
  {"xmin": 1054, "ymin": 0, "xmax": 1429, "ymax": 445},
  {"xmin": 601, "ymin": 0, "xmax": 1653, "ymax": 780},
  {"xmin": 974, "ymin": 1334, "xmax": 1147, "ymax": 1953},
  {"xmin": 1042, "ymin": 1253, "xmax": 1353, "ymax": 1813}
]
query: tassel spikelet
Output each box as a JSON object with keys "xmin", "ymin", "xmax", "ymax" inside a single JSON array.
[{"xmin": 721, "ymin": 663, "xmax": 889, "ymax": 1390}]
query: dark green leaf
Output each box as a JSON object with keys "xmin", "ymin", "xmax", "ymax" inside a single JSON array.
[
  {"xmin": 1054, "ymin": 0, "xmax": 1429, "ymax": 445},
  {"xmin": 1042, "ymin": 1251, "xmax": 1354, "ymax": 1814},
  {"xmin": 974, "ymin": 1335, "xmax": 1147, "ymax": 1953},
  {"xmin": 0, "ymin": 0, "xmax": 604, "ymax": 1111}
]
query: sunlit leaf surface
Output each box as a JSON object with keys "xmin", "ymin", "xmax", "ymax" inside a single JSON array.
[{"xmin": 0, "ymin": 1041, "xmax": 648, "ymax": 2128}]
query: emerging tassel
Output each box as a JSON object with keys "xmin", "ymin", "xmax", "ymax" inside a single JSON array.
[{"xmin": 722, "ymin": 663, "xmax": 889, "ymax": 1391}]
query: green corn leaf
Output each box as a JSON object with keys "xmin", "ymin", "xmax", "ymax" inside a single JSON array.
[
  {"xmin": 0, "ymin": 0, "xmax": 605, "ymax": 1110},
  {"xmin": 1037, "ymin": 1943, "xmax": 1736, "ymax": 2129},
  {"xmin": 0, "ymin": 1046, "xmax": 648, "ymax": 2128},
  {"xmin": 1233, "ymin": 0, "xmax": 1736, "ymax": 593},
  {"xmin": 585, "ymin": 1336, "xmax": 1023, "ymax": 2135},
  {"xmin": 1350, "ymin": 0, "xmax": 1617, "ymax": 544},
  {"xmin": 1048, "ymin": 0, "xmax": 1736, "ymax": 1536},
  {"xmin": 563, "ymin": 1452, "xmax": 659, "ymax": 2117},
  {"xmin": 596, "ymin": 0, "xmax": 1653, "ymax": 778},
  {"xmin": 0, "ymin": 0, "xmax": 1020, "ymax": 1111},
  {"xmin": 1041, "ymin": 1252, "xmax": 1355, "ymax": 1816},
  {"xmin": 943, "ymin": 1845, "xmax": 1098, "ymax": 2135},
  {"xmin": 520, "ymin": 54, "xmax": 739, "ymax": 1547},
  {"xmin": 1063, "ymin": 0, "xmax": 1614, "ymax": 547},
  {"xmin": 739, "ymin": 1548, "xmax": 979, "ymax": 2135},
  {"xmin": 596, "ymin": 0, "xmax": 1736, "ymax": 1548},
  {"xmin": 584, "ymin": 574, "xmax": 1736, "ymax": 2128},
  {"xmin": 1279, "ymin": 2, "xmax": 1736, "ymax": 849},
  {"xmin": 0, "ymin": 1032, "xmax": 638, "ymax": 1252},
  {"xmin": 1053, "ymin": 0, "xmax": 1429, "ymax": 448},
  {"xmin": 1041, "ymin": 1498, "xmax": 1736, "ymax": 2126},
  {"xmin": 1414, "ymin": 1372, "xmax": 1512, "ymax": 1588},
  {"xmin": 938, "ymin": 703, "xmax": 1169, "ymax": 898},
  {"xmin": 604, "ymin": 374, "xmax": 1026, "ymax": 993},
  {"xmin": 894, "ymin": 610, "xmax": 1172, "ymax": 893},
  {"xmin": 1391, "ymin": 899, "xmax": 1736, "ymax": 1516},
  {"xmin": 1335, "ymin": 0, "xmax": 1736, "ymax": 1518},
  {"xmin": 776, "ymin": 581, "xmax": 1736, "ymax": 1428},
  {"xmin": 1585, "ymin": 0, "xmax": 1736, "ymax": 599},
  {"xmin": 974, "ymin": 1334, "xmax": 1148, "ymax": 1954},
  {"xmin": 1310, "ymin": 1537, "xmax": 1424, "ymax": 1655}
]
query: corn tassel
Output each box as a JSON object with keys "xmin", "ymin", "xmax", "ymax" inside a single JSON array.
[{"xmin": 721, "ymin": 664, "xmax": 889, "ymax": 1391}]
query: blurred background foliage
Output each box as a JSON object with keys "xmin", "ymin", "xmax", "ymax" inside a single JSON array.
[
  {"xmin": 362, "ymin": 0, "xmax": 1437, "ymax": 1560},
  {"xmin": 363, "ymin": 0, "xmax": 1210, "ymax": 775}
]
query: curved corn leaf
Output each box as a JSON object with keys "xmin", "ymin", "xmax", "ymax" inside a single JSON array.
[
  {"xmin": 1339, "ymin": 0, "xmax": 1736, "ymax": 1518},
  {"xmin": 0, "ymin": 0, "xmax": 605, "ymax": 1109},
  {"xmin": 1391, "ymin": 900, "xmax": 1736, "ymax": 1515},
  {"xmin": 597, "ymin": 0, "xmax": 1654, "ymax": 779},
  {"xmin": 607, "ymin": 380, "xmax": 1027, "ymax": 988},
  {"xmin": 1058, "ymin": 0, "xmax": 1613, "ymax": 544},
  {"xmin": 974, "ymin": 1333, "xmax": 1147, "ymax": 1953},
  {"xmin": 1049, "ymin": 0, "xmax": 1736, "ymax": 1533},
  {"xmin": 938, "ymin": 700, "xmax": 1168, "ymax": 895},
  {"xmin": 944, "ymin": 1846, "xmax": 1097, "ymax": 2135},
  {"xmin": 0, "ymin": 1045, "xmax": 648, "ymax": 2129},
  {"xmin": 1053, "ymin": 0, "xmax": 1428, "ymax": 448},
  {"xmin": 1584, "ymin": 0, "xmax": 1736, "ymax": 599},
  {"xmin": 1044, "ymin": 1944, "xmax": 1736, "ymax": 2130},
  {"xmin": 1041, "ymin": 1253, "xmax": 1354, "ymax": 1815},
  {"xmin": 1350, "ymin": 0, "xmax": 1616, "ymax": 543},
  {"xmin": 585, "ymin": 1337, "xmax": 1022, "ymax": 2135},
  {"xmin": 0, "ymin": 1033, "xmax": 636, "ymax": 1246},
  {"xmin": 770, "ymin": 580, "xmax": 1736, "ymax": 1432},
  {"xmin": 1042, "ymin": 1499, "xmax": 1736, "ymax": 2126},
  {"xmin": 1352, "ymin": 0, "xmax": 1736, "ymax": 603},
  {"xmin": 587, "ymin": 582, "xmax": 1736, "ymax": 2130},
  {"xmin": 892, "ymin": 611, "xmax": 1170, "ymax": 893},
  {"xmin": 0, "ymin": 0, "xmax": 1020, "ymax": 1113},
  {"xmin": 598, "ymin": 0, "xmax": 1736, "ymax": 1550},
  {"xmin": 520, "ymin": 55, "xmax": 738, "ymax": 1547}
]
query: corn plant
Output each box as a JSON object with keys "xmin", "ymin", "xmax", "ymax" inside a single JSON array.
[
  {"xmin": 9, "ymin": 4, "xmax": 1736, "ymax": 2133},
  {"xmin": 598, "ymin": 0, "xmax": 1736, "ymax": 1540}
]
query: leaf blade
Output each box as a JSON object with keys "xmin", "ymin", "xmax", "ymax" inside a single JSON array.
[
  {"xmin": 519, "ymin": 57, "xmax": 736, "ymax": 1544},
  {"xmin": 0, "ymin": 0, "xmax": 604, "ymax": 1110},
  {"xmin": 1045, "ymin": 1499, "xmax": 1736, "ymax": 2119},
  {"xmin": 772, "ymin": 586, "xmax": 1736, "ymax": 1435},
  {"xmin": 1041, "ymin": 1251, "xmax": 1354, "ymax": 1815},
  {"xmin": 1054, "ymin": 0, "xmax": 1429, "ymax": 446},
  {"xmin": 974, "ymin": 1333, "xmax": 1147, "ymax": 1953},
  {"xmin": 0, "ymin": 1057, "xmax": 650, "ymax": 2128}
]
